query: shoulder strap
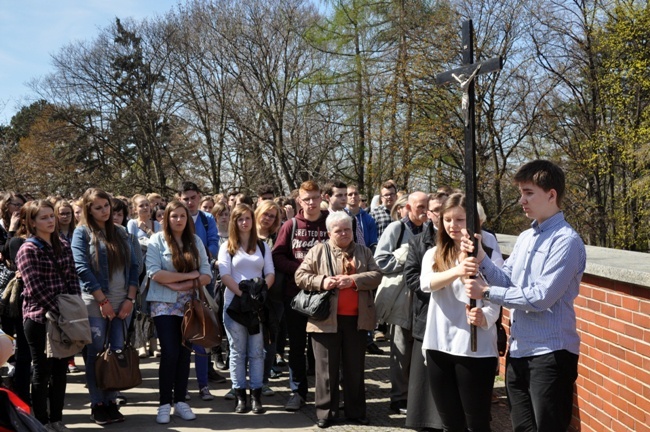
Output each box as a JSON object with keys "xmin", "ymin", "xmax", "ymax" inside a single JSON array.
[
  {"xmin": 289, "ymin": 217, "xmax": 297, "ymax": 258},
  {"xmin": 395, "ymin": 221, "xmax": 406, "ymax": 249},
  {"xmin": 257, "ymin": 239, "xmax": 266, "ymax": 258},
  {"xmin": 324, "ymin": 243, "xmax": 335, "ymax": 277},
  {"xmin": 199, "ymin": 211, "xmax": 209, "ymax": 233}
]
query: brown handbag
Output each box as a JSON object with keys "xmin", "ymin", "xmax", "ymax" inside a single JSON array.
[
  {"xmin": 94, "ymin": 319, "xmax": 142, "ymax": 391},
  {"xmin": 182, "ymin": 287, "xmax": 222, "ymax": 349}
]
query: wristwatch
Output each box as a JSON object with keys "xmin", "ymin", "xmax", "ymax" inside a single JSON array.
[
  {"xmin": 482, "ymin": 289, "xmax": 490, "ymax": 301},
  {"xmin": 126, "ymin": 296, "xmax": 135, "ymax": 304}
]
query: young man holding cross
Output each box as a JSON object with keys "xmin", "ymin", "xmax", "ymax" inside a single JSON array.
[{"xmin": 463, "ymin": 160, "xmax": 586, "ymax": 432}]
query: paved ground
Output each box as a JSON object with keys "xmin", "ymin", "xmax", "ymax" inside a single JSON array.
[{"xmin": 51, "ymin": 339, "xmax": 512, "ymax": 431}]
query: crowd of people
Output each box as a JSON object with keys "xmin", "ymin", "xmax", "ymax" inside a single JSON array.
[{"xmin": 0, "ymin": 159, "xmax": 585, "ymax": 432}]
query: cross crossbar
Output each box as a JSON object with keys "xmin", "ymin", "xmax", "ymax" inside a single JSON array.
[{"xmin": 435, "ymin": 57, "xmax": 502, "ymax": 86}]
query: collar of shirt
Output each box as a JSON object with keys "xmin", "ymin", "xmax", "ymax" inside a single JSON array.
[
  {"xmin": 531, "ymin": 211, "xmax": 565, "ymax": 234},
  {"xmin": 401, "ymin": 216, "xmax": 423, "ymax": 235}
]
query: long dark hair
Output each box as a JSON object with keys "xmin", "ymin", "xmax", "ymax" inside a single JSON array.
[
  {"xmin": 24, "ymin": 200, "xmax": 63, "ymax": 257},
  {"xmin": 80, "ymin": 188, "xmax": 127, "ymax": 273},
  {"xmin": 433, "ymin": 193, "xmax": 473, "ymax": 273},
  {"xmin": 162, "ymin": 201, "xmax": 199, "ymax": 273}
]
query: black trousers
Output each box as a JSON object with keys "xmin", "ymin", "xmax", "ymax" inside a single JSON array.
[
  {"xmin": 154, "ymin": 315, "xmax": 191, "ymax": 405},
  {"xmin": 426, "ymin": 349, "xmax": 497, "ymax": 432},
  {"xmin": 406, "ymin": 339, "xmax": 442, "ymax": 430},
  {"xmin": 311, "ymin": 316, "xmax": 367, "ymax": 421},
  {"xmin": 23, "ymin": 319, "xmax": 68, "ymax": 425},
  {"xmin": 506, "ymin": 350, "xmax": 578, "ymax": 432},
  {"xmin": 283, "ymin": 300, "xmax": 309, "ymax": 399}
]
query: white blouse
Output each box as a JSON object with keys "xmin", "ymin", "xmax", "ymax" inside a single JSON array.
[{"xmin": 419, "ymin": 247, "xmax": 500, "ymax": 358}]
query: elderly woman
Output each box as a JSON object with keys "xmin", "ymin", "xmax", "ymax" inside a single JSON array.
[{"xmin": 295, "ymin": 211, "xmax": 382, "ymax": 429}]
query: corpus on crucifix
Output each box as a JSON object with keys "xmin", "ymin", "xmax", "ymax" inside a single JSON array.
[{"xmin": 435, "ymin": 20, "xmax": 502, "ymax": 352}]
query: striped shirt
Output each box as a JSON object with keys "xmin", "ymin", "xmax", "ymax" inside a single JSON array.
[{"xmin": 479, "ymin": 211, "xmax": 585, "ymax": 358}]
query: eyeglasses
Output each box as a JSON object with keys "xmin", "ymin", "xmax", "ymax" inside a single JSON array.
[{"xmin": 261, "ymin": 212, "xmax": 276, "ymax": 220}]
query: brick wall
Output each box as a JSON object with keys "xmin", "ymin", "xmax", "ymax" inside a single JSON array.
[{"xmin": 572, "ymin": 274, "xmax": 650, "ymax": 432}]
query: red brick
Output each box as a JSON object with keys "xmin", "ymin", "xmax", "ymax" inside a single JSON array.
[
  {"xmin": 609, "ymin": 319, "xmax": 626, "ymax": 334},
  {"xmin": 588, "ymin": 322, "xmax": 604, "ymax": 338},
  {"xmin": 626, "ymin": 350, "xmax": 644, "ymax": 368},
  {"xmin": 592, "ymin": 287, "xmax": 608, "ymax": 302},
  {"xmin": 615, "ymin": 307, "xmax": 632, "ymax": 322},
  {"xmin": 619, "ymin": 386, "xmax": 636, "ymax": 405},
  {"xmin": 601, "ymin": 303, "xmax": 616, "ymax": 318},
  {"xmin": 626, "ymin": 401, "xmax": 647, "ymax": 425},
  {"xmin": 602, "ymin": 378, "xmax": 619, "ymax": 397},
  {"xmin": 595, "ymin": 312, "xmax": 608, "ymax": 327},
  {"xmin": 622, "ymin": 296, "xmax": 640, "ymax": 312},
  {"xmin": 632, "ymin": 311, "xmax": 650, "ymax": 329},
  {"xmin": 588, "ymin": 299, "xmax": 602, "ymax": 313},
  {"xmin": 626, "ymin": 375, "xmax": 644, "ymax": 395},
  {"xmin": 601, "ymin": 400, "xmax": 617, "ymax": 423},
  {"xmin": 634, "ymin": 363, "xmax": 650, "ymax": 385},
  {"xmin": 624, "ymin": 323, "xmax": 644, "ymax": 339},
  {"xmin": 579, "ymin": 308, "xmax": 597, "ymax": 323},
  {"xmin": 614, "ymin": 414, "xmax": 633, "ymax": 432},
  {"xmin": 636, "ymin": 395, "xmax": 650, "ymax": 420},
  {"xmin": 609, "ymin": 344, "xmax": 625, "ymax": 360},
  {"xmin": 640, "ymin": 300, "xmax": 650, "ymax": 315},
  {"xmin": 636, "ymin": 340, "xmax": 650, "ymax": 357},
  {"xmin": 635, "ymin": 421, "xmax": 650, "ymax": 432},
  {"xmin": 619, "ymin": 360, "xmax": 640, "ymax": 380},
  {"xmin": 607, "ymin": 292, "xmax": 623, "ymax": 306},
  {"xmin": 618, "ymin": 334, "xmax": 635, "ymax": 350}
]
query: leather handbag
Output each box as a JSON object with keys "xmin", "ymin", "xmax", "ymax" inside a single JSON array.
[
  {"xmin": 182, "ymin": 287, "xmax": 222, "ymax": 349},
  {"xmin": 290, "ymin": 243, "xmax": 335, "ymax": 321},
  {"xmin": 95, "ymin": 319, "xmax": 142, "ymax": 391}
]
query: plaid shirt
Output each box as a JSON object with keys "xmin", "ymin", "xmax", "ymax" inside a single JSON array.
[
  {"xmin": 370, "ymin": 205, "xmax": 392, "ymax": 239},
  {"xmin": 15, "ymin": 237, "xmax": 81, "ymax": 324}
]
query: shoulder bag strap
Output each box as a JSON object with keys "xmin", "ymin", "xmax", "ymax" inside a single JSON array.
[{"xmin": 324, "ymin": 243, "xmax": 335, "ymax": 277}]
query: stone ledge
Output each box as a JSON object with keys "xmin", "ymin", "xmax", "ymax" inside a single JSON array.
[{"xmin": 497, "ymin": 234, "xmax": 650, "ymax": 289}]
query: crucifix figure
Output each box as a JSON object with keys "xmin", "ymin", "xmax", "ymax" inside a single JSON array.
[{"xmin": 435, "ymin": 20, "xmax": 502, "ymax": 352}]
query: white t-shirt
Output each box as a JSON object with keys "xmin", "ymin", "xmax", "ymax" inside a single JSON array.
[
  {"xmin": 217, "ymin": 242, "xmax": 275, "ymax": 308},
  {"xmin": 419, "ymin": 247, "xmax": 500, "ymax": 358}
]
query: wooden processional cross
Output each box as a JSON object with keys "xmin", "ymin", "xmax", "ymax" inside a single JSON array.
[{"xmin": 435, "ymin": 20, "xmax": 502, "ymax": 352}]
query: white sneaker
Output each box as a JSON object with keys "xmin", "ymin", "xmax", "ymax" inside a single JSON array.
[
  {"xmin": 156, "ymin": 404, "xmax": 171, "ymax": 424},
  {"xmin": 173, "ymin": 401, "xmax": 196, "ymax": 421}
]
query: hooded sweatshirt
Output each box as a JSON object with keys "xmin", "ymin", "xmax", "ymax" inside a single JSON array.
[{"xmin": 272, "ymin": 210, "xmax": 329, "ymax": 300}]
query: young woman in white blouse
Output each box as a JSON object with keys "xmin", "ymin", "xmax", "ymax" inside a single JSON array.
[
  {"xmin": 218, "ymin": 204, "xmax": 274, "ymax": 414},
  {"xmin": 419, "ymin": 193, "xmax": 499, "ymax": 432}
]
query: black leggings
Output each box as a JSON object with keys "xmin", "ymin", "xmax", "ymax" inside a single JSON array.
[
  {"xmin": 23, "ymin": 319, "xmax": 68, "ymax": 425},
  {"xmin": 426, "ymin": 350, "xmax": 497, "ymax": 432}
]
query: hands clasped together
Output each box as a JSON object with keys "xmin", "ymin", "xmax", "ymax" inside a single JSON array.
[{"xmin": 322, "ymin": 275, "xmax": 355, "ymax": 291}]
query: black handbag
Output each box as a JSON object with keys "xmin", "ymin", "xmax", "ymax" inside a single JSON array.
[
  {"xmin": 95, "ymin": 319, "xmax": 142, "ymax": 391},
  {"xmin": 290, "ymin": 243, "xmax": 335, "ymax": 321}
]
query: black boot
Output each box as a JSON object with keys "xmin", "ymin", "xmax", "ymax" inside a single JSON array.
[
  {"xmin": 235, "ymin": 388, "xmax": 247, "ymax": 413},
  {"xmin": 251, "ymin": 388, "xmax": 264, "ymax": 414}
]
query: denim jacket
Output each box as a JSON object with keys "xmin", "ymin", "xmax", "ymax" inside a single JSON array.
[
  {"xmin": 145, "ymin": 232, "xmax": 211, "ymax": 303},
  {"xmin": 71, "ymin": 225, "xmax": 139, "ymax": 294}
]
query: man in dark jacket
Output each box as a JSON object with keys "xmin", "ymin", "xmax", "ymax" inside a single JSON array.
[
  {"xmin": 272, "ymin": 180, "xmax": 329, "ymax": 412},
  {"xmin": 403, "ymin": 192, "xmax": 447, "ymax": 429}
]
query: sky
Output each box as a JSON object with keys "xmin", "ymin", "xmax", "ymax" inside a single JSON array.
[{"xmin": 0, "ymin": 0, "xmax": 179, "ymax": 124}]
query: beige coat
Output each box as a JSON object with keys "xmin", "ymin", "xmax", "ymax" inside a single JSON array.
[{"xmin": 294, "ymin": 240, "xmax": 382, "ymax": 333}]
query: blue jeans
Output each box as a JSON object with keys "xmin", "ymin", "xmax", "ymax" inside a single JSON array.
[
  {"xmin": 223, "ymin": 309, "xmax": 264, "ymax": 390},
  {"xmin": 154, "ymin": 315, "xmax": 191, "ymax": 405},
  {"xmin": 86, "ymin": 316, "xmax": 129, "ymax": 405}
]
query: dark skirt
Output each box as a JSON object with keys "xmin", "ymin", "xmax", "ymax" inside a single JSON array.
[{"xmin": 405, "ymin": 338, "xmax": 443, "ymax": 430}]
